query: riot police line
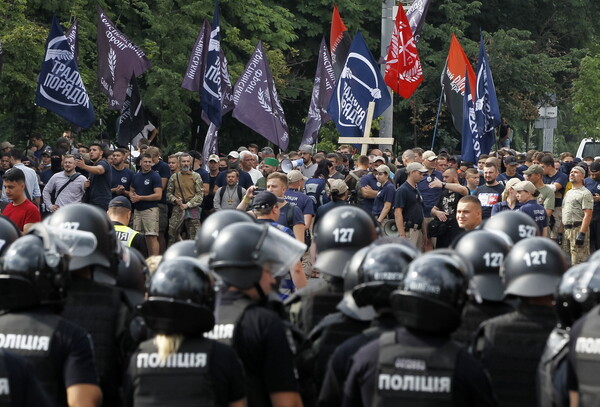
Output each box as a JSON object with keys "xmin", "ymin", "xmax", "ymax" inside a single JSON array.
[{"xmin": 1, "ymin": 201, "xmax": 600, "ymax": 406}]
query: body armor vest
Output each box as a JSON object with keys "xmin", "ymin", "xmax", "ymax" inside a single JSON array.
[
  {"xmin": 132, "ymin": 337, "xmax": 214, "ymax": 407},
  {"xmin": 301, "ymin": 291, "xmax": 343, "ymax": 335},
  {"xmin": 477, "ymin": 305, "xmax": 556, "ymax": 407},
  {"xmin": 205, "ymin": 296, "xmax": 254, "ymax": 346},
  {"xmin": 573, "ymin": 305, "xmax": 600, "ymax": 407},
  {"xmin": 61, "ymin": 278, "xmax": 123, "ymax": 405},
  {"xmin": 373, "ymin": 331, "xmax": 459, "ymax": 407},
  {"xmin": 0, "ymin": 312, "xmax": 61, "ymax": 405},
  {"xmin": 0, "ymin": 351, "xmax": 12, "ymax": 406},
  {"xmin": 452, "ymin": 300, "xmax": 514, "ymax": 347},
  {"xmin": 537, "ymin": 327, "xmax": 569, "ymax": 407}
]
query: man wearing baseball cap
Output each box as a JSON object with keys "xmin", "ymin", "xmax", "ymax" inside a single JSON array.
[
  {"xmin": 395, "ymin": 162, "xmax": 428, "ymax": 249},
  {"xmin": 524, "ymin": 164, "xmax": 555, "ymax": 234},
  {"xmin": 285, "ymin": 170, "xmax": 315, "ymax": 235},
  {"xmin": 359, "ymin": 156, "xmax": 385, "ymax": 214},
  {"xmin": 213, "ymin": 150, "xmax": 254, "ymax": 192},
  {"xmin": 418, "ymin": 150, "xmax": 444, "ymax": 249},
  {"xmin": 107, "ymin": 196, "xmax": 148, "ymax": 257},
  {"xmin": 514, "ymin": 180, "xmax": 548, "ymax": 236},
  {"xmin": 498, "ymin": 155, "xmax": 524, "ymax": 183}
]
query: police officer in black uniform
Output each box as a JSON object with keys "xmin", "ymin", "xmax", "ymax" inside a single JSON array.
[
  {"xmin": 319, "ymin": 241, "xmax": 418, "ymax": 406},
  {"xmin": 451, "ymin": 230, "xmax": 515, "ymax": 346},
  {"xmin": 107, "ymin": 196, "xmax": 148, "ymax": 257},
  {"xmin": 0, "ymin": 350, "xmax": 52, "ymax": 406},
  {"xmin": 46, "ymin": 203, "xmax": 131, "ymax": 406},
  {"xmin": 126, "ymin": 258, "xmax": 246, "ymax": 407},
  {"xmin": 473, "ymin": 237, "xmax": 568, "ymax": 407},
  {"xmin": 0, "ymin": 225, "xmax": 102, "ymax": 406},
  {"xmin": 343, "ymin": 250, "xmax": 496, "ymax": 407},
  {"xmin": 287, "ymin": 205, "xmax": 378, "ymax": 335},
  {"xmin": 162, "ymin": 239, "xmax": 197, "ymax": 261},
  {"xmin": 538, "ymin": 263, "xmax": 588, "ymax": 407},
  {"xmin": 565, "ymin": 256, "xmax": 600, "ymax": 406},
  {"xmin": 0, "ymin": 215, "xmax": 20, "ymax": 256},
  {"xmin": 208, "ymin": 222, "xmax": 306, "ymax": 407}
]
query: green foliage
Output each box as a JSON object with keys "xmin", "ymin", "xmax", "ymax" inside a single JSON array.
[{"xmin": 572, "ymin": 54, "xmax": 600, "ymax": 138}]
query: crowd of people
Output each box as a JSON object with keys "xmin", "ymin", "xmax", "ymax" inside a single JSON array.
[{"xmin": 0, "ymin": 132, "xmax": 599, "ymax": 406}]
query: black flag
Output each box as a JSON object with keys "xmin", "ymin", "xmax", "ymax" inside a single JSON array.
[
  {"xmin": 118, "ymin": 74, "xmax": 145, "ymax": 147},
  {"xmin": 65, "ymin": 19, "xmax": 79, "ymax": 61},
  {"xmin": 97, "ymin": 7, "xmax": 151, "ymax": 110}
]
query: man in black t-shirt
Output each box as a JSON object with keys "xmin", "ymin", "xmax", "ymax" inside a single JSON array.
[
  {"xmin": 394, "ymin": 162, "xmax": 427, "ymax": 250},
  {"xmin": 75, "ymin": 142, "xmax": 112, "ymax": 210},
  {"xmin": 474, "ymin": 162, "xmax": 505, "ymax": 219},
  {"xmin": 430, "ymin": 168, "xmax": 468, "ymax": 248}
]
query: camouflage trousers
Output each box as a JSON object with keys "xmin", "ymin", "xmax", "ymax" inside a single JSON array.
[
  {"xmin": 563, "ymin": 227, "xmax": 590, "ymax": 265},
  {"xmin": 168, "ymin": 206, "xmax": 201, "ymax": 243}
]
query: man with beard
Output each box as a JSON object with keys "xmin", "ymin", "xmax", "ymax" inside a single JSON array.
[
  {"xmin": 131, "ymin": 153, "xmax": 163, "ymax": 256},
  {"xmin": 110, "ymin": 148, "xmax": 134, "ymax": 198},
  {"xmin": 299, "ymin": 144, "xmax": 318, "ymax": 178},
  {"xmin": 474, "ymin": 162, "xmax": 505, "ymax": 219},
  {"xmin": 255, "ymin": 157, "xmax": 279, "ymax": 189},
  {"xmin": 166, "ymin": 153, "xmax": 204, "ymax": 241},
  {"xmin": 214, "ymin": 169, "xmax": 246, "ymax": 210},
  {"xmin": 201, "ymin": 154, "xmax": 221, "ymax": 219},
  {"xmin": 75, "ymin": 142, "xmax": 112, "ymax": 211},
  {"xmin": 562, "ymin": 165, "xmax": 593, "ymax": 265},
  {"xmin": 214, "ymin": 151, "xmax": 254, "ymax": 191},
  {"xmin": 418, "ymin": 151, "xmax": 443, "ymax": 249},
  {"xmin": 42, "ymin": 154, "xmax": 86, "ymax": 212}
]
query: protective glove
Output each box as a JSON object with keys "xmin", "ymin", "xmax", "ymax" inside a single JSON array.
[{"xmin": 576, "ymin": 232, "xmax": 585, "ymax": 247}]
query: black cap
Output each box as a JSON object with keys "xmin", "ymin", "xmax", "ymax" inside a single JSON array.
[
  {"xmin": 591, "ymin": 161, "xmax": 600, "ymax": 172},
  {"xmin": 108, "ymin": 196, "xmax": 132, "ymax": 211},
  {"xmin": 503, "ymin": 156, "xmax": 518, "ymax": 166},
  {"xmin": 251, "ymin": 191, "xmax": 283, "ymax": 210}
]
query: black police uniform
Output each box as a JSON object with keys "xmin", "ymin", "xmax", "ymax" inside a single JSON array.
[
  {"xmin": 126, "ymin": 336, "xmax": 246, "ymax": 407},
  {"xmin": 452, "ymin": 300, "xmax": 515, "ymax": 347},
  {"xmin": 343, "ymin": 327, "xmax": 497, "ymax": 407},
  {"xmin": 473, "ymin": 303, "xmax": 556, "ymax": 407},
  {"xmin": 566, "ymin": 304, "xmax": 600, "ymax": 406},
  {"xmin": 0, "ymin": 350, "xmax": 52, "ymax": 407},
  {"xmin": 319, "ymin": 313, "xmax": 398, "ymax": 407},
  {"xmin": 61, "ymin": 276, "xmax": 130, "ymax": 406},
  {"xmin": 287, "ymin": 279, "xmax": 345, "ymax": 335},
  {"xmin": 537, "ymin": 327, "xmax": 570, "ymax": 407},
  {"xmin": 0, "ymin": 309, "xmax": 99, "ymax": 406},
  {"xmin": 210, "ymin": 290, "xmax": 300, "ymax": 406}
]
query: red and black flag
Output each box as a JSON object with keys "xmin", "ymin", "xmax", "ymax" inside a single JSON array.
[
  {"xmin": 441, "ymin": 34, "xmax": 476, "ymax": 133},
  {"xmin": 330, "ymin": 4, "xmax": 352, "ymax": 79}
]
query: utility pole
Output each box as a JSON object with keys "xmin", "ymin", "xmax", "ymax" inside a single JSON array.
[{"xmin": 379, "ymin": 0, "xmax": 395, "ymax": 153}]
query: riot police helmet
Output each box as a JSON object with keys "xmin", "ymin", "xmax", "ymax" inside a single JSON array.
[
  {"xmin": 501, "ymin": 237, "xmax": 568, "ymax": 297},
  {"xmin": 314, "ymin": 206, "xmax": 378, "ymax": 278},
  {"xmin": 554, "ymin": 263, "xmax": 588, "ymax": 329},
  {"xmin": 162, "ymin": 240, "xmax": 197, "ymax": 262},
  {"xmin": 195, "ymin": 209, "xmax": 255, "ymax": 258},
  {"xmin": 45, "ymin": 203, "xmax": 120, "ymax": 281},
  {"xmin": 483, "ymin": 210, "xmax": 539, "ymax": 244},
  {"xmin": 139, "ymin": 258, "xmax": 216, "ymax": 335},
  {"xmin": 0, "ymin": 215, "xmax": 21, "ymax": 256},
  {"xmin": 345, "ymin": 243, "xmax": 417, "ymax": 308},
  {"xmin": 570, "ymin": 259, "xmax": 600, "ymax": 315},
  {"xmin": 390, "ymin": 250, "xmax": 469, "ymax": 334},
  {"xmin": 209, "ymin": 223, "xmax": 305, "ymax": 291},
  {"xmin": 453, "ymin": 229, "xmax": 512, "ymax": 301}
]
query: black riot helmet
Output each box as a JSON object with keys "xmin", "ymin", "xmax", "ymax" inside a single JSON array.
[
  {"xmin": 139, "ymin": 258, "xmax": 216, "ymax": 335},
  {"xmin": 209, "ymin": 223, "xmax": 305, "ymax": 291},
  {"xmin": 116, "ymin": 246, "xmax": 148, "ymax": 307},
  {"xmin": 554, "ymin": 263, "xmax": 588, "ymax": 329},
  {"xmin": 195, "ymin": 209, "xmax": 255, "ymax": 257},
  {"xmin": 0, "ymin": 215, "xmax": 21, "ymax": 256},
  {"xmin": 345, "ymin": 243, "xmax": 417, "ymax": 309},
  {"xmin": 483, "ymin": 210, "xmax": 539, "ymax": 244},
  {"xmin": 162, "ymin": 240, "xmax": 197, "ymax": 262},
  {"xmin": 45, "ymin": 203, "xmax": 120, "ymax": 281},
  {"xmin": 314, "ymin": 206, "xmax": 378, "ymax": 278},
  {"xmin": 501, "ymin": 237, "xmax": 568, "ymax": 298},
  {"xmin": 453, "ymin": 230, "xmax": 512, "ymax": 302},
  {"xmin": 390, "ymin": 250, "xmax": 469, "ymax": 334},
  {"xmin": 570, "ymin": 259, "xmax": 600, "ymax": 315},
  {"xmin": 0, "ymin": 230, "xmax": 70, "ymax": 311}
]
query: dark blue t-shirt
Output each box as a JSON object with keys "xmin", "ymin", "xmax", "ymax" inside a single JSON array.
[
  {"xmin": 111, "ymin": 167, "xmax": 134, "ymax": 197},
  {"xmin": 284, "ymin": 189, "xmax": 315, "ymax": 216},
  {"xmin": 194, "ymin": 168, "xmax": 210, "ymax": 183},
  {"xmin": 131, "ymin": 170, "xmax": 162, "ymax": 211},
  {"xmin": 372, "ymin": 181, "xmax": 396, "ymax": 216},
  {"xmin": 278, "ymin": 203, "xmax": 305, "ymax": 229},
  {"xmin": 152, "ymin": 160, "xmax": 171, "ymax": 204},
  {"xmin": 215, "ymin": 170, "xmax": 254, "ymax": 189},
  {"xmin": 360, "ymin": 173, "xmax": 379, "ymax": 214},
  {"xmin": 543, "ymin": 170, "xmax": 568, "ymax": 207},
  {"xmin": 40, "ymin": 169, "xmax": 54, "ymax": 186},
  {"xmin": 497, "ymin": 172, "xmax": 523, "ymax": 183},
  {"xmin": 584, "ymin": 177, "xmax": 600, "ymax": 213},
  {"xmin": 394, "ymin": 182, "xmax": 424, "ymax": 224},
  {"xmin": 417, "ymin": 170, "xmax": 443, "ymax": 217},
  {"xmin": 519, "ymin": 200, "xmax": 547, "ymax": 233},
  {"xmin": 88, "ymin": 159, "xmax": 112, "ymax": 210},
  {"xmin": 304, "ymin": 178, "xmax": 329, "ymax": 209}
]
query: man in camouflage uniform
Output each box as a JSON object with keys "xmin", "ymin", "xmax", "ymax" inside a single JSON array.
[
  {"xmin": 166, "ymin": 153, "xmax": 203, "ymax": 242},
  {"xmin": 562, "ymin": 165, "xmax": 593, "ymax": 264}
]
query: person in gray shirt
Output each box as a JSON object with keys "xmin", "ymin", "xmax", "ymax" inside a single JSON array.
[{"xmin": 42, "ymin": 154, "xmax": 87, "ymax": 212}]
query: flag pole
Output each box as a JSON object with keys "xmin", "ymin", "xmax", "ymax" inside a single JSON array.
[
  {"xmin": 361, "ymin": 101, "xmax": 376, "ymax": 156},
  {"xmin": 431, "ymin": 87, "xmax": 444, "ymax": 150}
]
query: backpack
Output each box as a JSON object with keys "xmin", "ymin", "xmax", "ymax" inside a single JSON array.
[
  {"xmin": 345, "ymin": 169, "xmax": 367, "ymax": 205},
  {"xmin": 218, "ymin": 185, "xmax": 243, "ymax": 203}
]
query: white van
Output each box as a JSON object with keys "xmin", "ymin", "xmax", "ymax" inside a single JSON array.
[{"xmin": 576, "ymin": 138, "xmax": 600, "ymax": 159}]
